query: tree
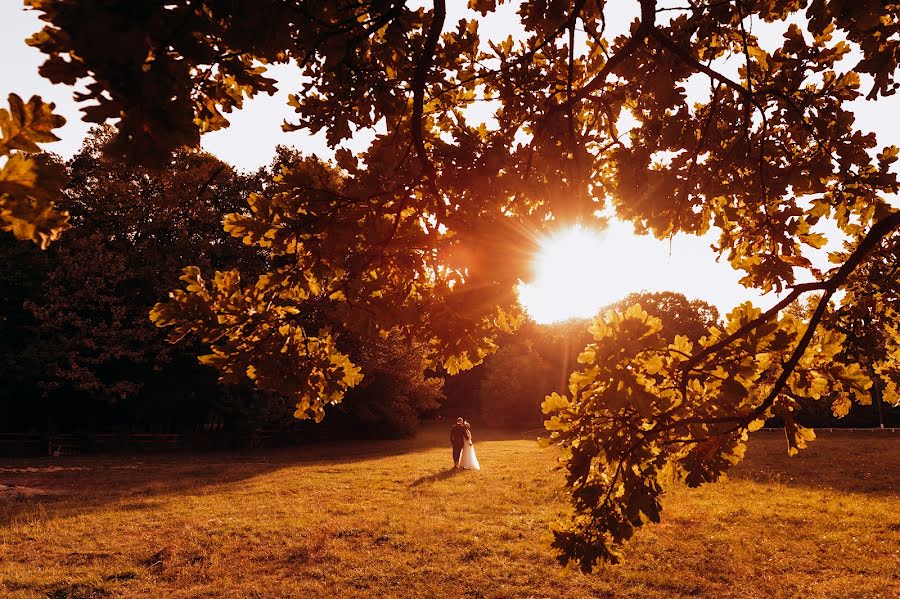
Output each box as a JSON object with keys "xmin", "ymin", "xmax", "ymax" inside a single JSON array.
[
  {"xmin": 827, "ymin": 233, "xmax": 900, "ymax": 427},
  {"xmin": 0, "ymin": 234, "xmax": 52, "ymax": 430},
  {"xmin": 329, "ymin": 331, "xmax": 445, "ymax": 438},
  {"xmin": 2, "ymin": 127, "xmax": 268, "ymax": 432},
  {"xmin": 0, "ymin": 93, "xmax": 69, "ymax": 247},
  {"xmin": 19, "ymin": 0, "xmax": 900, "ymax": 570},
  {"xmin": 607, "ymin": 292, "xmax": 720, "ymax": 343},
  {"xmin": 24, "ymin": 232, "xmax": 162, "ymax": 405},
  {"xmin": 478, "ymin": 337, "xmax": 552, "ymax": 427}
]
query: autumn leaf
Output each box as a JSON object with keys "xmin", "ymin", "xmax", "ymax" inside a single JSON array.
[{"xmin": 0, "ymin": 93, "xmax": 69, "ymax": 247}]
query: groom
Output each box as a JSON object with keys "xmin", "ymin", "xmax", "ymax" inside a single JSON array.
[{"xmin": 450, "ymin": 417, "xmax": 469, "ymax": 468}]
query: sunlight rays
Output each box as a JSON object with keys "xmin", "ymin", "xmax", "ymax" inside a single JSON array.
[
  {"xmin": 516, "ymin": 220, "xmax": 761, "ymax": 324},
  {"xmin": 517, "ymin": 225, "xmax": 621, "ymax": 324}
]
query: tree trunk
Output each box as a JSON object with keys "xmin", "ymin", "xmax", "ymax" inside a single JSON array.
[
  {"xmin": 871, "ymin": 377, "xmax": 885, "ymax": 429},
  {"xmin": 559, "ymin": 337, "xmax": 570, "ymax": 394}
]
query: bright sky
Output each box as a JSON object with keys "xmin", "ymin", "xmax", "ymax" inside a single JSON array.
[{"xmin": 2, "ymin": 2, "xmax": 898, "ymax": 321}]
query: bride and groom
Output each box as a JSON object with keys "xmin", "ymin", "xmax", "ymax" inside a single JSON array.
[{"xmin": 450, "ymin": 417, "xmax": 480, "ymax": 470}]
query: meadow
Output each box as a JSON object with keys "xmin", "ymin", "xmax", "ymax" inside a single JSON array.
[{"xmin": 0, "ymin": 428, "xmax": 897, "ymax": 598}]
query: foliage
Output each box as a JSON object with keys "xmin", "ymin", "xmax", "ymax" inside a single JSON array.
[
  {"xmin": 0, "ymin": 128, "xmax": 267, "ymax": 432},
  {"xmin": 20, "ymin": 0, "xmax": 900, "ymax": 570},
  {"xmin": 827, "ymin": 232, "xmax": 900, "ymax": 424},
  {"xmin": 23, "ymin": 232, "xmax": 163, "ymax": 403},
  {"xmin": 0, "ymin": 234, "xmax": 52, "ymax": 430},
  {"xmin": 607, "ymin": 292, "xmax": 720, "ymax": 343},
  {"xmin": 329, "ymin": 331, "xmax": 444, "ymax": 438},
  {"xmin": 0, "ymin": 93, "xmax": 69, "ymax": 247},
  {"xmin": 149, "ymin": 149, "xmax": 524, "ymax": 421},
  {"xmin": 542, "ymin": 296, "xmax": 877, "ymax": 567},
  {"xmin": 478, "ymin": 337, "xmax": 552, "ymax": 427},
  {"xmin": 25, "ymin": 0, "xmax": 282, "ymax": 165}
]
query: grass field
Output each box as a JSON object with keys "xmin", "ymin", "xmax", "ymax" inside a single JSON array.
[{"xmin": 0, "ymin": 427, "xmax": 897, "ymax": 598}]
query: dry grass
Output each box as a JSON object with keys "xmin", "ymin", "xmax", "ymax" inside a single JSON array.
[{"xmin": 0, "ymin": 427, "xmax": 897, "ymax": 598}]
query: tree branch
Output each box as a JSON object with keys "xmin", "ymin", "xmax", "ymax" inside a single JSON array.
[
  {"xmin": 560, "ymin": 0, "xmax": 658, "ymax": 111},
  {"xmin": 744, "ymin": 209, "xmax": 900, "ymax": 422},
  {"xmin": 681, "ymin": 280, "xmax": 825, "ymax": 377},
  {"xmin": 430, "ymin": 0, "xmax": 587, "ymax": 106},
  {"xmin": 671, "ymin": 209, "xmax": 900, "ymax": 432},
  {"xmin": 649, "ymin": 27, "xmax": 765, "ymax": 116},
  {"xmin": 195, "ymin": 163, "xmax": 227, "ymax": 202},
  {"xmin": 411, "ymin": 0, "xmax": 446, "ymax": 179}
]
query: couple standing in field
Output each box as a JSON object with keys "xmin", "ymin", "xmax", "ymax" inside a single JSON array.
[{"xmin": 450, "ymin": 417, "xmax": 480, "ymax": 470}]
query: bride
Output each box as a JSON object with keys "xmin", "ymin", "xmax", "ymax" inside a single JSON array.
[{"xmin": 457, "ymin": 421, "xmax": 480, "ymax": 471}]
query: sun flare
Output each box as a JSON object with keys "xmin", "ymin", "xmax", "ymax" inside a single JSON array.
[{"xmin": 517, "ymin": 225, "xmax": 623, "ymax": 324}]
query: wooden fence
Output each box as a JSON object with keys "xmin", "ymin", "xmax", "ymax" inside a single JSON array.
[
  {"xmin": 759, "ymin": 427, "xmax": 898, "ymax": 433},
  {"xmin": 0, "ymin": 433, "xmax": 43, "ymax": 456},
  {"xmin": 519, "ymin": 427, "xmax": 898, "ymax": 437},
  {"xmin": 0, "ymin": 433, "xmax": 184, "ymax": 457}
]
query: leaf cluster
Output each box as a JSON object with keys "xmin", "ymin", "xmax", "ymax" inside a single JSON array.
[
  {"xmin": 542, "ymin": 298, "xmax": 872, "ymax": 569},
  {"xmin": 0, "ymin": 93, "xmax": 69, "ymax": 247}
]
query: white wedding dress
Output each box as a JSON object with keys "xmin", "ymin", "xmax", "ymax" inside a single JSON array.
[{"xmin": 458, "ymin": 440, "xmax": 480, "ymax": 470}]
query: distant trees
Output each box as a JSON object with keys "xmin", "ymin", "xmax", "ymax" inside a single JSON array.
[
  {"xmin": 607, "ymin": 292, "xmax": 720, "ymax": 343},
  {"xmin": 1, "ymin": 128, "xmax": 266, "ymax": 432},
  {"xmin": 454, "ymin": 293, "xmax": 721, "ymax": 428},
  {"xmin": 0, "ymin": 235, "xmax": 51, "ymax": 430},
  {"xmin": 24, "ymin": 233, "xmax": 162, "ymax": 402},
  {"xmin": 478, "ymin": 336, "xmax": 552, "ymax": 427},
  {"xmin": 441, "ymin": 318, "xmax": 585, "ymax": 428},
  {"xmin": 328, "ymin": 332, "xmax": 444, "ymax": 438}
]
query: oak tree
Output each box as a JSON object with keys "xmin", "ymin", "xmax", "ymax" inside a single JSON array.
[
  {"xmin": 20, "ymin": 0, "xmax": 900, "ymax": 570},
  {"xmin": 0, "ymin": 93, "xmax": 69, "ymax": 247}
]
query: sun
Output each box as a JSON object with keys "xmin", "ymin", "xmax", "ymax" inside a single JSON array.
[{"xmin": 517, "ymin": 225, "xmax": 625, "ymax": 324}]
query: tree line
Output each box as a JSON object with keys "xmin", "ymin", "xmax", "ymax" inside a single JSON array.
[
  {"xmin": 1, "ymin": 129, "xmax": 446, "ymax": 442},
  {"xmin": 5, "ymin": 140, "xmax": 889, "ymax": 443}
]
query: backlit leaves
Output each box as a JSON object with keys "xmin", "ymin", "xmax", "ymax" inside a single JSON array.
[
  {"xmin": 0, "ymin": 94, "xmax": 69, "ymax": 248},
  {"xmin": 152, "ymin": 152, "xmax": 524, "ymax": 416},
  {"xmin": 26, "ymin": 0, "xmax": 282, "ymax": 165},
  {"xmin": 150, "ymin": 265, "xmax": 362, "ymax": 422},
  {"xmin": 543, "ymin": 299, "xmax": 875, "ymax": 570}
]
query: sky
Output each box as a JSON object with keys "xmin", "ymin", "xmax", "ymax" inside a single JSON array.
[{"xmin": 2, "ymin": 2, "xmax": 898, "ymax": 320}]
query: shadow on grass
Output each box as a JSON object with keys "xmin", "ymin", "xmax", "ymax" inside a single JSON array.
[
  {"xmin": 0, "ymin": 424, "xmax": 532, "ymax": 526},
  {"xmin": 723, "ymin": 431, "xmax": 899, "ymax": 496},
  {"xmin": 8, "ymin": 429, "xmax": 890, "ymax": 529},
  {"xmin": 409, "ymin": 466, "xmax": 461, "ymax": 487}
]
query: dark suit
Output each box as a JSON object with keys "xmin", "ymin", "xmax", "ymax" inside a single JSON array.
[{"xmin": 450, "ymin": 423, "xmax": 468, "ymax": 465}]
